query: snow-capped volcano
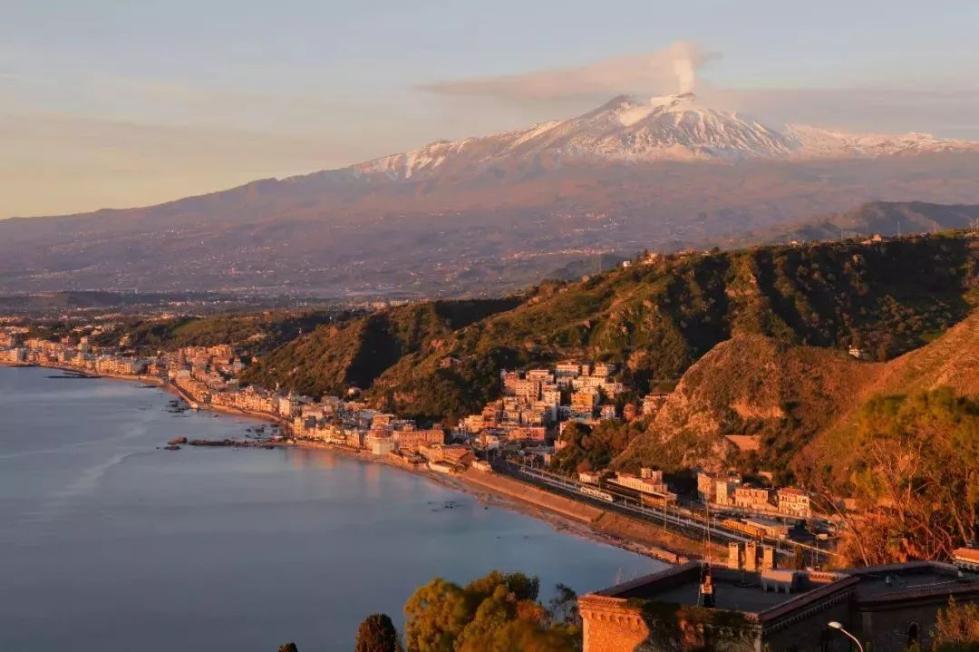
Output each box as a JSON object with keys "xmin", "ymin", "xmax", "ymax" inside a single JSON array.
[
  {"xmin": 530, "ymin": 92, "xmax": 797, "ymax": 161},
  {"xmin": 356, "ymin": 93, "xmax": 979, "ymax": 180},
  {"xmin": 6, "ymin": 92, "xmax": 979, "ymax": 298}
]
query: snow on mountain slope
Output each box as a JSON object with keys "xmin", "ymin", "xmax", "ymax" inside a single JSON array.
[
  {"xmin": 354, "ymin": 93, "xmax": 979, "ymax": 180},
  {"xmin": 784, "ymin": 124, "xmax": 975, "ymax": 158}
]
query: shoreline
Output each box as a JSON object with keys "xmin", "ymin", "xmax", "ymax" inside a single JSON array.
[
  {"xmin": 287, "ymin": 438, "xmax": 686, "ymax": 564},
  {"xmin": 2, "ymin": 362, "xmax": 697, "ymax": 564}
]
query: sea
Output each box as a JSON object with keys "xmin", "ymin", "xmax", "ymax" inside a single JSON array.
[{"xmin": 0, "ymin": 366, "xmax": 659, "ymax": 651}]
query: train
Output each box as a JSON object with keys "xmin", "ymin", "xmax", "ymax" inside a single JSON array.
[
  {"xmin": 639, "ymin": 493, "xmax": 674, "ymax": 509},
  {"xmin": 580, "ymin": 486, "xmax": 615, "ymax": 503},
  {"xmin": 720, "ymin": 517, "xmax": 770, "ymax": 540}
]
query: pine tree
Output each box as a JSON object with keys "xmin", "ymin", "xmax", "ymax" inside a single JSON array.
[{"xmin": 356, "ymin": 613, "xmax": 401, "ymax": 652}]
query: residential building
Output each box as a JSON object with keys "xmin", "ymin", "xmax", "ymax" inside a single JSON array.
[
  {"xmin": 570, "ymin": 389, "xmax": 598, "ymax": 416},
  {"xmin": 777, "ymin": 487, "xmax": 813, "ymax": 518},
  {"xmin": 419, "ymin": 443, "xmax": 474, "ymax": 468},
  {"xmin": 507, "ymin": 426, "xmax": 547, "ymax": 442},
  {"xmin": 555, "ymin": 361, "xmax": 582, "ymax": 378},
  {"xmin": 367, "ymin": 431, "xmax": 396, "ymax": 456},
  {"xmin": 394, "ymin": 428, "xmax": 445, "ymax": 452},
  {"xmin": 610, "ymin": 468, "xmax": 673, "ymax": 500},
  {"xmin": 734, "ymin": 486, "xmax": 773, "ymax": 511},
  {"xmin": 696, "ymin": 471, "xmax": 715, "ymax": 503},
  {"xmin": 714, "ymin": 477, "xmax": 741, "ymax": 506}
]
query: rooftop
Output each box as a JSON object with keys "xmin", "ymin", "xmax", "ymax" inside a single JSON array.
[
  {"xmin": 592, "ymin": 560, "xmax": 979, "ymax": 620},
  {"xmin": 596, "ymin": 563, "xmax": 842, "ymax": 614},
  {"xmin": 953, "ymin": 547, "xmax": 979, "ymax": 563},
  {"xmin": 847, "ymin": 561, "xmax": 979, "ymax": 603}
]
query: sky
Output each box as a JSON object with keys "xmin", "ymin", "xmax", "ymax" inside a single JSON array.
[{"xmin": 2, "ymin": 0, "xmax": 978, "ymax": 218}]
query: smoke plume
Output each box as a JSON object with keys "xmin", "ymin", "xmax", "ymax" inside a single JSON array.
[
  {"xmin": 420, "ymin": 41, "xmax": 716, "ymax": 101},
  {"xmin": 673, "ymin": 56, "xmax": 696, "ymax": 94}
]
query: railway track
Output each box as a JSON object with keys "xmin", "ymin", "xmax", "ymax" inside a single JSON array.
[{"xmin": 502, "ymin": 462, "xmax": 835, "ymax": 564}]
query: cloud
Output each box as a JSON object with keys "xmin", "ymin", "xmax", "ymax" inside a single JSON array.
[
  {"xmin": 418, "ymin": 45, "xmax": 979, "ymax": 139},
  {"xmin": 419, "ymin": 41, "xmax": 719, "ymax": 101}
]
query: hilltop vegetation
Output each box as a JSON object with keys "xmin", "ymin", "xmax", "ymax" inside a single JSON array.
[
  {"xmin": 830, "ymin": 388, "xmax": 979, "ymax": 566},
  {"xmin": 800, "ymin": 308, "xmax": 979, "ymax": 487},
  {"xmin": 614, "ymin": 335, "xmax": 883, "ymax": 482},
  {"xmin": 241, "ymin": 299, "xmax": 520, "ymax": 399},
  {"xmin": 614, "ymin": 305, "xmax": 979, "ymax": 555},
  {"xmin": 250, "ymin": 232, "xmax": 978, "ymax": 424},
  {"xmin": 403, "ymin": 571, "xmax": 579, "ymax": 652},
  {"xmin": 93, "ymin": 310, "xmax": 340, "ymax": 356},
  {"xmin": 619, "ymin": 304, "xmax": 979, "ymax": 482}
]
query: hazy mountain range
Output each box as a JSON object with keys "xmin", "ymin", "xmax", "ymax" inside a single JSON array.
[{"xmin": 3, "ymin": 93, "xmax": 979, "ymax": 297}]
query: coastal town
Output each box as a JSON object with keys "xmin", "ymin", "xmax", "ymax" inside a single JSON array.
[{"xmin": 1, "ymin": 321, "xmax": 834, "ymax": 564}]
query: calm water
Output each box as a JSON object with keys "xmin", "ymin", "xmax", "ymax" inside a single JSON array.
[{"xmin": 0, "ymin": 366, "xmax": 658, "ymax": 651}]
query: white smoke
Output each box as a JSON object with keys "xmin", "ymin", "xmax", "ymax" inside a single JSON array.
[
  {"xmin": 673, "ymin": 56, "xmax": 697, "ymax": 94},
  {"xmin": 420, "ymin": 41, "xmax": 716, "ymax": 101}
]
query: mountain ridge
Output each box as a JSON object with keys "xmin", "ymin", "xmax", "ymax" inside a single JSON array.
[
  {"xmin": 352, "ymin": 93, "xmax": 979, "ymax": 181},
  {"xmin": 3, "ymin": 95, "xmax": 979, "ymax": 297}
]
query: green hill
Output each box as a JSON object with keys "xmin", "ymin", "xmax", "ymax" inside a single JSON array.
[
  {"xmin": 799, "ymin": 308, "xmax": 979, "ymax": 488},
  {"xmin": 241, "ymin": 299, "xmax": 520, "ymax": 399},
  {"xmin": 93, "ymin": 310, "xmax": 338, "ymax": 356},
  {"xmin": 618, "ymin": 302, "xmax": 979, "ymax": 489},
  {"xmin": 247, "ymin": 232, "xmax": 979, "ymax": 424},
  {"xmin": 613, "ymin": 335, "xmax": 884, "ymax": 481}
]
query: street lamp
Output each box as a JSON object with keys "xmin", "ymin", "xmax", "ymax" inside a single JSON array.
[{"xmin": 828, "ymin": 622, "xmax": 864, "ymax": 652}]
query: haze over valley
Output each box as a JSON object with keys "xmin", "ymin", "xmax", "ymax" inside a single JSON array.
[{"xmin": 3, "ymin": 92, "xmax": 979, "ymax": 298}]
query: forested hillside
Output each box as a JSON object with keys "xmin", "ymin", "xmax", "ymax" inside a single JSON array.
[
  {"xmin": 93, "ymin": 311, "xmax": 339, "ymax": 356},
  {"xmin": 241, "ymin": 299, "xmax": 520, "ymax": 398},
  {"xmin": 248, "ymin": 232, "xmax": 979, "ymax": 423},
  {"xmin": 613, "ymin": 335, "xmax": 882, "ymax": 482},
  {"xmin": 616, "ymin": 306, "xmax": 979, "ymax": 493}
]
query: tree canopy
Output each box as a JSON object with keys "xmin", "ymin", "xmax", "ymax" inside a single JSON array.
[
  {"xmin": 836, "ymin": 388, "xmax": 979, "ymax": 565},
  {"xmin": 932, "ymin": 598, "xmax": 979, "ymax": 651},
  {"xmin": 356, "ymin": 613, "xmax": 402, "ymax": 652},
  {"xmin": 403, "ymin": 571, "xmax": 579, "ymax": 652},
  {"xmin": 551, "ymin": 420, "xmax": 643, "ymax": 474}
]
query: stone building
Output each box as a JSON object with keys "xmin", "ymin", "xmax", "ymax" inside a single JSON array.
[{"xmin": 579, "ymin": 559, "xmax": 979, "ymax": 651}]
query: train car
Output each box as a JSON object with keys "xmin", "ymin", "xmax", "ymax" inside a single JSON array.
[
  {"xmin": 640, "ymin": 493, "xmax": 672, "ymax": 509},
  {"xmin": 721, "ymin": 517, "xmax": 769, "ymax": 539},
  {"xmin": 580, "ymin": 486, "xmax": 615, "ymax": 503}
]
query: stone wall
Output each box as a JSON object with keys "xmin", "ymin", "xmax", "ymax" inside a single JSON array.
[
  {"xmin": 579, "ymin": 595, "xmax": 649, "ymax": 652},
  {"xmin": 858, "ymin": 600, "xmax": 950, "ymax": 651}
]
